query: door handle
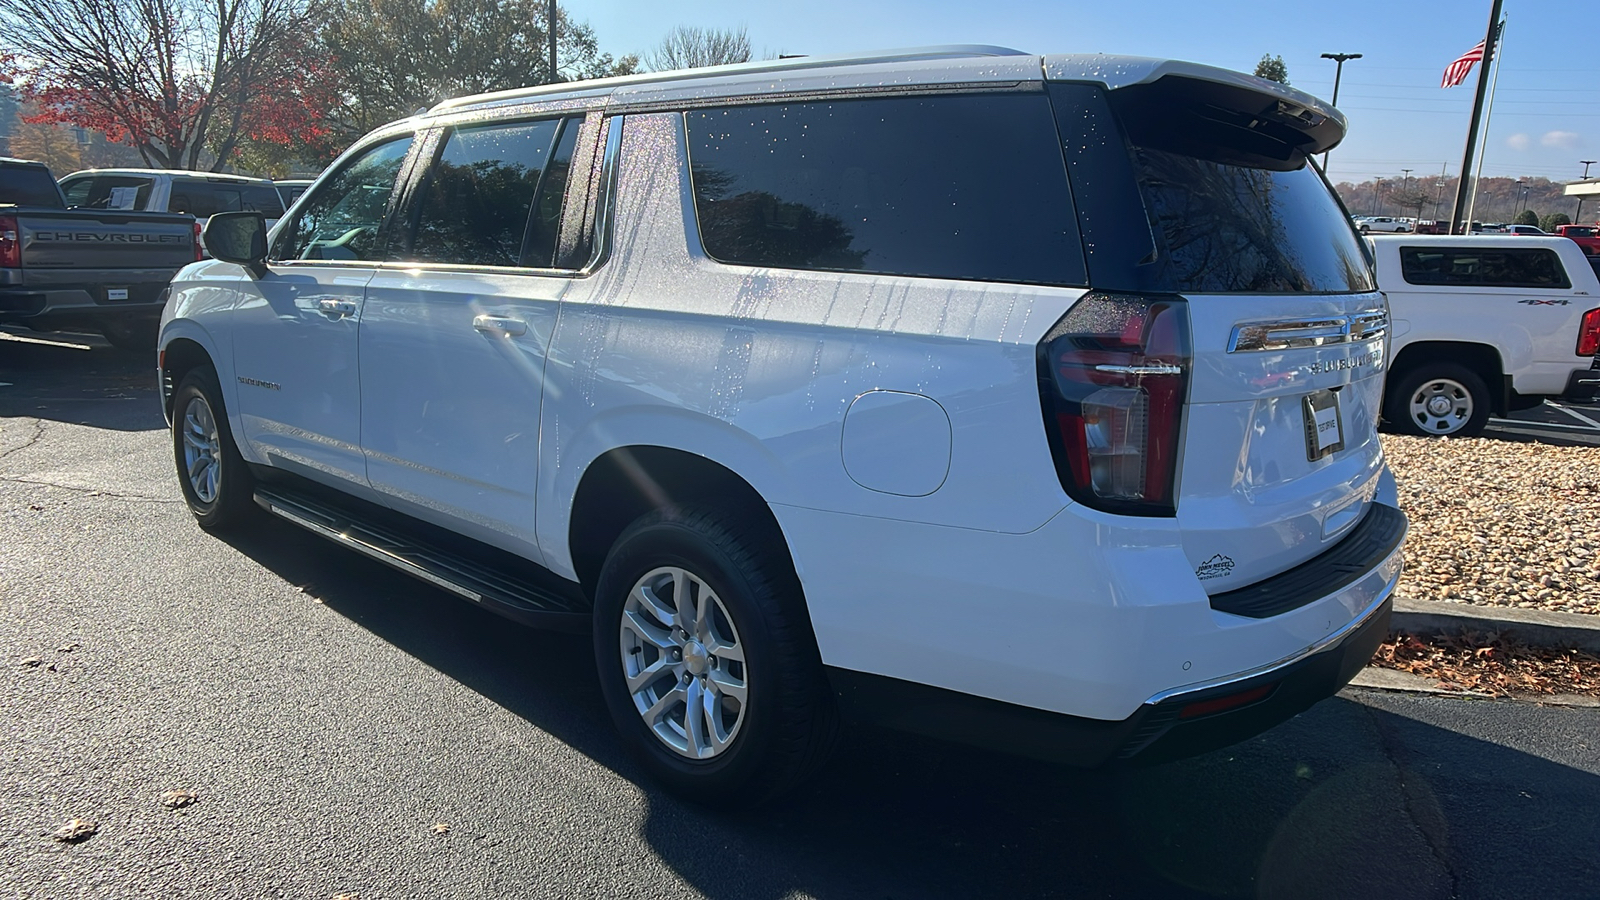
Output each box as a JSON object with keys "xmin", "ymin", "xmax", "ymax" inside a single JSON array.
[
  {"xmin": 316, "ymin": 297, "xmax": 358, "ymax": 318},
  {"xmin": 473, "ymin": 314, "xmax": 528, "ymax": 337}
]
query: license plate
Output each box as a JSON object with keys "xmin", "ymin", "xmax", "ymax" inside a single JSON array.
[
  {"xmin": 106, "ymin": 288, "xmax": 129, "ymax": 301},
  {"xmin": 1303, "ymin": 389, "xmax": 1344, "ymax": 460}
]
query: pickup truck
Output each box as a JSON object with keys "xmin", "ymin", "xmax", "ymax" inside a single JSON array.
[
  {"xmin": 1555, "ymin": 223, "xmax": 1600, "ymax": 256},
  {"xmin": 1372, "ymin": 234, "xmax": 1600, "ymax": 436},
  {"xmin": 1, "ymin": 157, "xmax": 199, "ymax": 349}
]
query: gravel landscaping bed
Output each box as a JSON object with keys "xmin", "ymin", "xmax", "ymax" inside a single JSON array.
[{"xmin": 1384, "ymin": 433, "xmax": 1600, "ymax": 616}]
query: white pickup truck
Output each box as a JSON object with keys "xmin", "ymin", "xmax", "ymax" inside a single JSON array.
[{"xmin": 1372, "ymin": 234, "xmax": 1600, "ymax": 436}]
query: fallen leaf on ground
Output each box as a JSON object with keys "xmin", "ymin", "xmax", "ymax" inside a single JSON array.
[
  {"xmin": 57, "ymin": 642, "xmax": 79, "ymax": 653},
  {"xmin": 432, "ymin": 822, "xmax": 450, "ymax": 835},
  {"xmin": 20, "ymin": 657, "xmax": 40, "ymax": 668},
  {"xmin": 1372, "ymin": 629, "xmax": 1600, "ymax": 697},
  {"xmin": 53, "ymin": 819, "xmax": 97, "ymax": 842},
  {"xmin": 160, "ymin": 789, "xmax": 198, "ymax": 809}
]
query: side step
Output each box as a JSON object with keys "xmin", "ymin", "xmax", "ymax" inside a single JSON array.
[{"xmin": 253, "ymin": 484, "xmax": 590, "ymax": 632}]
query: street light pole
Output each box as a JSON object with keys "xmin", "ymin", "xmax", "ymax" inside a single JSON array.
[
  {"xmin": 1319, "ymin": 52, "xmax": 1362, "ymax": 172},
  {"xmin": 1374, "ymin": 177, "xmax": 1384, "ymax": 215},
  {"xmin": 1578, "ymin": 161, "xmax": 1597, "ymax": 223},
  {"xmin": 547, "ymin": 0, "xmax": 558, "ymax": 83}
]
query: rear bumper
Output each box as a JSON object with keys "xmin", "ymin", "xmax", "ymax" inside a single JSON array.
[
  {"xmin": 1562, "ymin": 362, "xmax": 1600, "ymax": 403},
  {"xmin": 830, "ymin": 589, "xmax": 1393, "ymax": 768},
  {"xmin": 0, "ymin": 269, "xmax": 175, "ymax": 321}
]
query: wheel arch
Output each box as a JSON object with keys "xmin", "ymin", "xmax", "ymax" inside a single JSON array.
[
  {"xmin": 566, "ymin": 445, "xmax": 796, "ymax": 604},
  {"xmin": 1389, "ymin": 340, "xmax": 1508, "ymax": 416},
  {"xmin": 159, "ymin": 334, "xmax": 219, "ymax": 424}
]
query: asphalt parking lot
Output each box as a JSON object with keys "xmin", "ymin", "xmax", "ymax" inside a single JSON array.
[{"xmin": 2, "ymin": 331, "xmax": 1598, "ymax": 899}]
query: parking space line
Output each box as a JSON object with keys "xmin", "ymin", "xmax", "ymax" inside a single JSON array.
[
  {"xmin": 1488, "ymin": 417, "xmax": 1599, "ymax": 432},
  {"xmin": 1547, "ymin": 402, "xmax": 1600, "ymax": 430},
  {"xmin": 0, "ymin": 332, "xmax": 93, "ymax": 351}
]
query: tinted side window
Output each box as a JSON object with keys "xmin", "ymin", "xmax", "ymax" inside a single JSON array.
[
  {"xmin": 685, "ymin": 93, "xmax": 1085, "ymax": 287},
  {"xmin": 274, "ymin": 137, "xmax": 413, "ymax": 262},
  {"xmin": 404, "ymin": 118, "xmax": 562, "ymax": 267},
  {"xmin": 0, "ymin": 166, "xmax": 65, "ymax": 207},
  {"xmin": 1400, "ymin": 247, "xmax": 1573, "ymax": 289},
  {"xmin": 60, "ymin": 175, "xmax": 154, "ymax": 210},
  {"xmin": 525, "ymin": 120, "xmax": 580, "ymax": 268},
  {"xmin": 172, "ymin": 182, "xmax": 286, "ymax": 218}
]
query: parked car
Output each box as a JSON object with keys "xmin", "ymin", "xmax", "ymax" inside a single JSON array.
[
  {"xmin": 1358, "ymin": 215, "xmax": 1410, "ymax": 233},
  {"xmin": 1554, "ymin": 223, "xmax": 1600, "ymax": 255},
  {"xmin": 272, "ymin": 179, "xmax": 314, "ymax": 207},
  {"xmin": 57, "ymin": 168, "xmax": 285, "ymax": 241},
  {"xmin": 1, "ymin": 156, "xmax": 198, "ymax": 348},
  {"xmin": 1371, "ymin": 234, "xmax": 1600, "ymax": 436},
  {"xmin": 161, "ymin": 46, "xmax": 1405, "ymax": 803},
  {"xmin": 1412, "ymin": 219, "xmax": 1447, "ymax": 235},
  {"xmin": 1506, "ymin": 224, "xmax": 1546, "ymax": 236}
]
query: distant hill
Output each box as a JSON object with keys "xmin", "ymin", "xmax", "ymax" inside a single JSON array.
[{"xmin": 1335, "ymin": 175, "xmax": 1586, "ymax": 224}]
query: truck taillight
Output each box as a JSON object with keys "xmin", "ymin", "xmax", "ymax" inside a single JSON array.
[
  {"xmin": 0, "ymin": 215, "xmax": 18, "ymax": 268},
  {"xmin": 1579, "ymin": 308, "xmax": 1600, "ymax": 357},
  {"xmin": 1036, "ymin": 292, "xmax": 1190, "ymax": 516},
  {"xmin": 194, "ymin": 220, "xmax": 204, "ymax": 262}
]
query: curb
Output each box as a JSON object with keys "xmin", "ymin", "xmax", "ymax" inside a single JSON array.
[{"xmin": 1390, "ymin": 596, "xmax": 1600, "ymax": 653}]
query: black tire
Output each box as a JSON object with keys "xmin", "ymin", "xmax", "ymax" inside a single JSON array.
[
  {"xmin": 593, "ymin": 506, "xmax": 838, "ymax": 807},
  {"xmin": 171, "ymin": 366, "xmax": 256, "ymax": 529},
  {"xmin": 101, "ymin": 318, "xmax": 157, "ymax": 352},
  {"xmin": 1384, "ymin": 363, "xmax": 1492, "ymax": 437}
]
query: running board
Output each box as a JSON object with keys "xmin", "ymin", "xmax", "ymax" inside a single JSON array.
[{"xmin": 253, "ymin": 484, "xmax": 589, "ymax": 632}]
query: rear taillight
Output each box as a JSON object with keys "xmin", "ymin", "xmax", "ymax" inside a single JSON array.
[
  {"xmin": 1579, "ymin": 308, "xmax": 1600, "ymax": 357},
  {"xmin": 0, "ymin": 215, "xmax": 18, "ymax": 268},
  {"xmin": 193, "ymin": 220, "xmax": 204, "ymax": 261},
  {"xmin": 1037, "ymin": 291, "xmax": 1191, "ymax": 516}
]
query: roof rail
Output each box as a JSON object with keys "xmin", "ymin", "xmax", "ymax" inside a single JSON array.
[{"xmin": 429, "ymin": 44, "xmax": 1032, "ymax": 112}]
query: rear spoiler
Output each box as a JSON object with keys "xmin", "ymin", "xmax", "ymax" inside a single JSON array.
[{"xmin": 1043, "ymin": 55, "xmax": 1346, "ymax": 168}]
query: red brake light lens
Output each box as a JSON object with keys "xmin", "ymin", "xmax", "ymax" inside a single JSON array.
[
  {"xmin": 0, "ymin": 215, "xmax": 19, "ymax": 268},
  {"xmin": 1579, "ymin": 308, "xmax": 1600, "ymax": 357},
  {"xmin": 193, "ymin": 220, "xmax": 204, "ymax": 262},
  {"xmin": 1037, "ymin": 291, "xmax": 1191, "ymax": 516}
]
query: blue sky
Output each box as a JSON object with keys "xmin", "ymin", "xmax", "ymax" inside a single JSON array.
[{"xmin": 581, "ymin": 0, "xmax": 1597, "ymax": 186}]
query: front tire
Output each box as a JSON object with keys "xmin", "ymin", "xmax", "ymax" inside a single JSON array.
[
  {"xmin": 593, "ymin": 507, "xmax": 838, "ymax": 806},
  {"xmin": 1385, "ymin": 363, "xmax": 1491, "ymax": 437},
  {"xmin": 172, "ymin": 366, "xmax": 256, "ymax": 528}
]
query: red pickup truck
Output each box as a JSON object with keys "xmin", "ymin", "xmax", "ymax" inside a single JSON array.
[{"xmin": 1555, "ymin": 224, "xmax": 1600, "ymax": 255}]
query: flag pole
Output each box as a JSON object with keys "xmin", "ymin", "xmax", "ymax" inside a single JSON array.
[
  {"xmin": 1464, "ymin": 16, "xmax": 1505, "ymax": 230},
  {"xmin": 1448, "ymin": 0, "xmax": 1505, "ymax": 234}
]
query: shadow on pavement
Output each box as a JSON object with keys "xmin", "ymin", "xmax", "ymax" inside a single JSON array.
[
  {"xmin": 218, "ymin": 513, "xmax": 1600, "ymax": 900},
  {"xmin": 0, "ymin": 332, "xmax": 164, "ymax": 432}
]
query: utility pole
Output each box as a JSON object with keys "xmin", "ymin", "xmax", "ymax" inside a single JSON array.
[
  {"xmin": 547, "ymin": 0, "xmax": 559, "ymax": 83},
  {"xmin": 1320, "ymin": 52, "xmax": 1363, "ymax": 172},
  {"xmin": 1374, "ymin": 177, "xmax": 1384, "ymax": 215},
  {"xmin": 1515, "ymin": 178, "xmax": 1527, "ymax": 216},
  {"xmin": 1449, "ymin": 0, "xmax": 1506, "ymax": 234},
  {"xmin": 1579, "ymin": 160, "xmax": 1598, "ymax": 223}
]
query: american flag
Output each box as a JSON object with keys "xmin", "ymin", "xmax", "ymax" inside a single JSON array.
[
  {"xmin": 1441, "ymin": 39, "xmax": 1485, "ymax": 88},
  {"xmin": 1442, "ymin": 22, "xmax": 1503, "ymax": 88}
]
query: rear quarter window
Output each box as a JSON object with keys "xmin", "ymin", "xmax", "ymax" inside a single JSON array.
[
  {"xmin": 684, "ymin": 92, "xmax": 1086, "ymax": 287},
  {"xmin": 60, "ymin": 175, "xmax": 154, "ymax": 210},
  {"xmin": 1399, "ymin": 246, "xmax": 1572, "ymax": 289}
]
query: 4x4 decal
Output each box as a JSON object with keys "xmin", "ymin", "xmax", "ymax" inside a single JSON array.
[{"xmin": 1518, "ymin": 298, "xmax": 1570, "ymax": 306}]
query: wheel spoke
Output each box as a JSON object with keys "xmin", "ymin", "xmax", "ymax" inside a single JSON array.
[
  {"xmin": 642, "ymin": 685, "xmax": 685, "ymax": 725},
  {"xmin": 188, "ymin": 455, "xmax": 212, "ymax": 481},
  {"xmin": 667, "ymin": 567, "xmax": 694, "ymax": 633},
  {"xmin": 708, "ymin": 637, "xmax": 743, "ymax": 664},
  {"xmin": 631, "ymin": 580, "xmax": 677, "ymax": 629},
  {"xmin": 625, "ymin": 655, "xmax": 674, "ymax": 694},
  {"xmin": 622, "ymin": 608, "xmax": 676, "ymax": 651},
  {"xmin": 708, "ymin": 668, "xmax": 747, "ymax": 705},
  {"xmin": 683, "ymin": 677, "xmax": 706, "ymax": 757}
]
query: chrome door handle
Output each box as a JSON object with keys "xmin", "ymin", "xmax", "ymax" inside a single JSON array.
[
  {"xmin": 316, "ymin": 297, "xmax": 358, "ymax": 318},
  {"xmin": 473, "ymin": 314, "xmax": 527, "ymax": 337}
]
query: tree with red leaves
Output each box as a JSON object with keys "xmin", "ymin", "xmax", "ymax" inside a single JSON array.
[{"xmin": 0, "ymin": 0, "xmax": 334, "ymax": 172}]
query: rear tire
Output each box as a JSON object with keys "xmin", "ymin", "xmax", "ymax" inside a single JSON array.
[
  {"xmin": 592, "ymin": 506, "xmax": 838, "ymax": 807},
  {"xmin": 101, "ymin": 319, "xmax": 157, "ymax": 352},
  {"xmin": 1385, "ymin": 363, "xmax": 1491, "ymax": 437},
  {"xmin": 172, "ymin": 366, "xmax": 256, "ymax": 529}
]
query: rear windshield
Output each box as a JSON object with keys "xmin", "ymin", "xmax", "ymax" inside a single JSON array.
[
  {"xmin": 60, "ymin": 175, "xmax": 155, "ymax": 210},
  {"xmin": 170, "ymin": 180, "xmax": 285, "ymax": 218},
  {"xmin": 0, "ymin": 165, "xmax": 66, "ymax": 208},
  {"xmin": 1049, "ymin": 81, "xmax": 1374, "ymax": 295},
  {"xmin": 1563, "ymin": 226, "xmax": 1595, "ymax": 238}
]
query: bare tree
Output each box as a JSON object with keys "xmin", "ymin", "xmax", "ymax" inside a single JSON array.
[
  {"xmin": 0, "ymin": 0, "xmax": 329, "ymax": 171},
  {"xmin": 644, "ymin": 25, "xmax": 752, "ymax": 72}
]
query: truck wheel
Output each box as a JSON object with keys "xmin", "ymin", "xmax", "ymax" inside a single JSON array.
[
  {"xmin": 102, "ymin": 319, "xmax": 157, "ymax": 352},
  {"xmin": 593, "ymin": 506, "xmax": 838, "ymax": 807},
  {"xmin": 172, "ymin": 366, "xmax": 256, "ymax": 529},
  {"xmin": 1385, "ymin": 363, "xmax": 1491, "ymax": 437}
]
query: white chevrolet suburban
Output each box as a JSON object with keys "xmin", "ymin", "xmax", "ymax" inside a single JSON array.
[
  {"xmin": 1371, "ymin": 234, "xmax": 1600, "ymax": 436},
  {"xmin": 159, "ymin": 47, "xmax": 1406, "ymax": 804}
]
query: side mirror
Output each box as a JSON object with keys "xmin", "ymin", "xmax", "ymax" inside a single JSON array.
[{"xmin": 202, "ymin": 211, "xmax": 268, "ymax": 275}]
